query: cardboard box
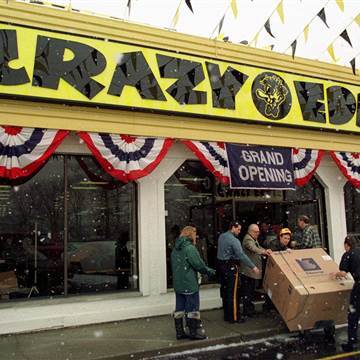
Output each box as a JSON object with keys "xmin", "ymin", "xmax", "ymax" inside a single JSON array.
[{"xmin": 263, "ymin": 248, "xmax": 354, "ymax": 332}]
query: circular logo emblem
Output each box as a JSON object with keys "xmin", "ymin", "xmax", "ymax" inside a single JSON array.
[{"xmin": 251, "ymin": 72, "xmax": 292, "ymax": 120}]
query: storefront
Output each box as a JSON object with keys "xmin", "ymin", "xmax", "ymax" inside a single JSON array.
[{"xmin": 0, "ymin": 1, "xmax": 359, "ymax": 334}]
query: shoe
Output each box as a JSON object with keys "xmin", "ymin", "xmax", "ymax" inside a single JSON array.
[{"xmin": 341, "ymin": 342, "xmax": 356, "ymax": 352}]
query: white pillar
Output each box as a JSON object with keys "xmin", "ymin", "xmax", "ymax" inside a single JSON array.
[
  {"xmin": 316, "ymin": 154, "xmax": 347, "ymax": 263},
  {"xmin": 136, "ymin": 144, "xmax": 194, "ymax": 296}
]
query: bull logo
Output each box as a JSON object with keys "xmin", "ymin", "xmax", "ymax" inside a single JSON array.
[{"xmin": 252, "ymin": 72, "xmax": 291, "ymax": 120}]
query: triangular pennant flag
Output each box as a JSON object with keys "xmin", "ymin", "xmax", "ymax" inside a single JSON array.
[
  {"xmin": 253, "ymin": 32, "xmax": 259, "ymax": 47},
  {"xmin": 291, "ymin": 40, "xmax": 297, "ymax": 59},
  {"xmin": 355, "ymin": 14, "xmax": 360, "ymax": 26},
  {"xmin": 350, "ymin": 58, "xmax": 356, "ymax": 75},
  {"xmin": 127, "ymin": 0, "xmax": 131, "ymax": 16},
  {"xmin": 317, "ymin": 8, "xmax": 329, "ymax": 28},
  {"xmin": 231, "ymin": 0, "xmax": 238, "ymax": 19},
  {"xmin": 336, "ymin": 0, "xmax": 344, "ymax": 12},
  {"xmin": 340, "ymin": 29, "xmax": 352, "ymax": 47},
  {"xmin": 172, "ymin": 7, "xmax": 180, "ymax": 28},
  {"xmin": 185, "ymin": 0, "xmax": 194, "ymax": 13},
  {"xmin": 276, "ymin": 0, "xmax": 285, "ymax": 24},
  {"xmin": 304, "ymin": 24, "xmax": 309, "ymax": 43},
  {"xmin": 327, "ymin": 44, "xmax": 336, "ymax": 62},
  {"xmin": 264, "ymin": 18, "xmax": 275, "ymax": 38},
  {"xmin": 218, "ymin": 14, "xmax": 225, "ymax": 35}
]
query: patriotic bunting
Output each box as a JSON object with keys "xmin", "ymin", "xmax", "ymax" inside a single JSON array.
[
  {"xmin": 330, "ymin": 151, "xmax": 360, "ymax": 188},
  {"xmin": 0, "ymin": 126, "xmax": 69, "ymax": 179},
  {"xmin": 182, "ymin": 140, "xmax": 230, "ymax": 184},
  {"xmin": 77, "ymin": 132, "xmax": 173, "ymax": 183},
  {"xmin": 292, "ymin": 149, "xmax": 325, "ymax": 187}
]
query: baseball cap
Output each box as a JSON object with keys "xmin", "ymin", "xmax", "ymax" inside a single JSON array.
[{"xmin": 280, "ymin": 228, "xmax": 292, "ymax": 236}]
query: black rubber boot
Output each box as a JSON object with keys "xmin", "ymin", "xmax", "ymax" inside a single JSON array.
[
  {"xmin": 173, "ymin": 312, "xmax": 188, "ymax": 340},
  {"xmin": 187, "ymin": 312, "xmax": 207, "ymax": 340}
]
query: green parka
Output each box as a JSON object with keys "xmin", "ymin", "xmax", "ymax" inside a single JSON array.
[{"xmin": 171, "ymin": 236, "xmax": 215, "ymax": 294}]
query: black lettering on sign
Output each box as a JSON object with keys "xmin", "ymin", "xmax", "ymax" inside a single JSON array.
[
  {"xmin": 0, "ymin": 30, "xmax": 30, "ymax": 85},
  {"xmin": 156, "ymin": 54, "xmax": 206, "ymax": 105},
  {"xmin": 32, "ymin": 36, "xmax": 106, "ymax": 99},
  {"xmin": 327, "ymin": 86, "xmax": 356, "ymax": 125},
  {"xmin": 294, "ymin": 81, "xmax": 325, "ymax": 123},
  {"xmin": 251, "ymin": 72, "xmax": 291, "ymax": 120},
  {"xmin": 205, "ymin": 62, "xmax": 248, "ymax": 109},
  {"xmin": 108, "ymin": 52, "xmax": 165, "ymax": 100}
]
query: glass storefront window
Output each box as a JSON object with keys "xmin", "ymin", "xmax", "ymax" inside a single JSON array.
[
  {"xmin": 344, "ymin": 182, "xmax": 360, "ymax": 235},
  {"xmin": 67, "ymin": 156, "xmax": 138, "ymax": 294},
  {"xmin": 165, "ymin": 160, "xmax": 326, "ymax": 288},
  {"xmin": 0, "ymin": 154, "xmax": 138, "ymax": 302},
  {"xmin": 0, "ymin": 156, "xmax": 65, "ymax": 300}
]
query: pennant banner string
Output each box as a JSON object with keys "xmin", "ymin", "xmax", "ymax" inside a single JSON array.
[
  {"xmin": 170, "ymin": 0, "xmax": 183, "ymax": 29},
  {"xmin": 316, "ymin": 12, "xmax": 360, "ymax": 63},
  {"xmin": 249, "ymin": 0, "xmax": 282, "ymax": 46},
  {"xmin": 210, "ymin": 4, "xmax": 231, "ymax": 38},
  {"xmin": 283, "ymin": 0, "xmax": 331, "ymax": 54}
]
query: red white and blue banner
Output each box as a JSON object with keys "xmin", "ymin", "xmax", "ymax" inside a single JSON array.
[
  {"xmin": 182, "ymin": 140, "xmax": 230, "ymax": 184},
  {"xmin": 330, "ymin": 151, "xmax": 360, "ymax": 188},
  {"xmin": 226, "ymin": 144, "xmax": 295, "ymax": 190},
  {"xmin": 78, "ymin": 132, "xmax": 173, "ymax": 183},
  {"xmin": 292, "ymin": 149, "xmax": 325, "ymax": 187},
  {"xmin": 0, "ymin": 126, "xmax": 69, "ymax": 179}
]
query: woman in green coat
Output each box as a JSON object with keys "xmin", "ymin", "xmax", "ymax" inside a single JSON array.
[{"xmin": 171, "ymin": 225, "xmax": 216, "ymax": 340}]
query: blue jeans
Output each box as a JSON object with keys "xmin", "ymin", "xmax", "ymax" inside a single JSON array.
[{"xmin": 175, "ymin": 292, "xmax": 200, "ymax": 313}]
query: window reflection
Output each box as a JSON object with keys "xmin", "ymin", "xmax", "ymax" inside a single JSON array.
[
  {"xmin": 0, "ymin": 156, "xmax": 64, "ymax": 300},
  {"xmin": 0, "ymin": 154, "xmax": 138, "ymax": 302},
  {"xmin": 67, "ymin": 156, "xmax": 137, "ymax": 294}
]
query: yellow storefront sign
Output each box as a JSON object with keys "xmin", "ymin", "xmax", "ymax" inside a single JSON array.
[{"xmin": 1, "ymin": 23, "xmax": 360, "ymax": 134}]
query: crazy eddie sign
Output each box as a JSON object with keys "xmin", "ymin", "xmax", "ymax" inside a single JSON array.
[{"xmin": 1, "ymin": 24, "xmax": 360, "ymax": 133}]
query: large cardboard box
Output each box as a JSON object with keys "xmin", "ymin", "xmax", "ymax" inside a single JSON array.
[{"xmin": 263, "ymin": 248, "xmax": 354, "ymax": 332}]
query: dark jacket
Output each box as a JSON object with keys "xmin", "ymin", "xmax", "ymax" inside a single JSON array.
[
  {"xmin": 171, "ymin": 236, "xmax": 215, "ymax": 294},
  {"xmin": 340, "ymin": 247, "xmax": 360, "ymax": 282},
  {"xmin": 268, "ymin": 238, "xmax": 289, "ymax": 252}
]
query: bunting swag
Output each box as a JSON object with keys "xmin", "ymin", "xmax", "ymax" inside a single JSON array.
[
  {"xmin": 292, "ymin": 149, "xmax": 325, "ymax": 187},
  {"xmin": 330, "ymin": 151, "xmax": 360, "ymax": 188},
  {"xmin": 182, "ymin": 140, "xmax": 230, "ymax": 184},
  {"xmin": 78, "ymin": 132, "xmax": 173, "ymax": 183},
  {"xmin": 0, "ymin": 126, "xmax": 69, "ymax": 179}
]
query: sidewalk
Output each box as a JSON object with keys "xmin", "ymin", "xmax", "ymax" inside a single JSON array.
[{"xmin": 0, "ymin": 307, "xmax": 287, "ymax": 360}]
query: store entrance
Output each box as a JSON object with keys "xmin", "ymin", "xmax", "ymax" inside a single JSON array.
[{"xmin": 213, "ymin": 197, "xmax": 327, "ymax": 250}]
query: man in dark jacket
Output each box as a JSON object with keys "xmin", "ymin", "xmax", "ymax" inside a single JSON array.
[
  {"xmin": 334, "ymin": 235, "xmax": 360, "ymax": 352},
  {"xmin": 267, "ymin": 228, "xmax": 292, "ymax": 251},
  {"xmin": 171, "ymin": 225, "xmax": 216, "ymax": 341},
  {"xmin": 217, "ymin": 221, "xmax": 260, "ymax": 323}
]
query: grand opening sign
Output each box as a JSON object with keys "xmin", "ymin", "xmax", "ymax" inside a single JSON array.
[
  {"xmin": 1, "ymin": 24, "xmax": 360, "ymax": 133},
  {"xmin": 226, "ymin": 144, "xmax": 295, "ymax": 190}
]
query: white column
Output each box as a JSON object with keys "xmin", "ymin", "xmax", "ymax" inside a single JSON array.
[
  {"xmin": 316, "ymin": 154, "xmax": 347, "ymax": 264},
  {"xmin": 136, "ymin": 144, "xmax": 194, "ymax": 296}
]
